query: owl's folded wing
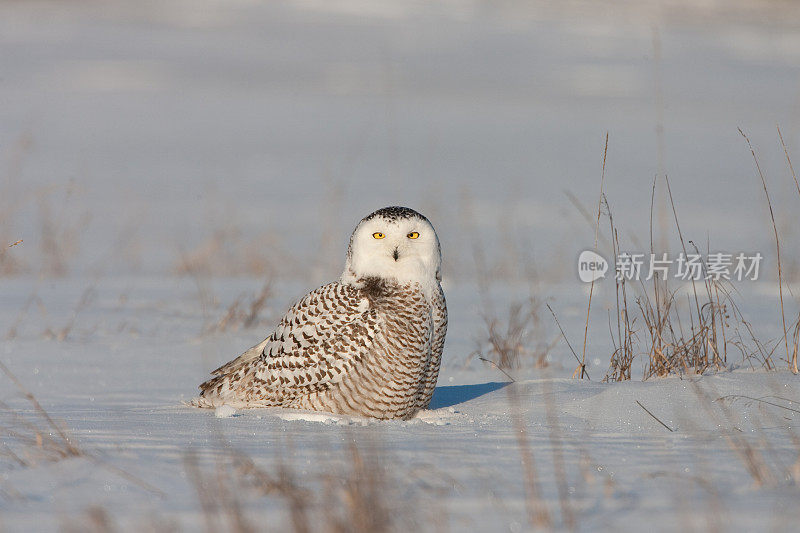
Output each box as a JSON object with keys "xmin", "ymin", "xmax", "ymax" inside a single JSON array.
[
  {"xmin": 196, "ymin": 282, "xmax": 380, "ymax": 407},
  {"xmin": 253, "ymin": 282, "xmax": 381, "ymax": 397}
]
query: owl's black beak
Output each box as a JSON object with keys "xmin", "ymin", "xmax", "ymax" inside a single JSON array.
[{"xmin": 392, "ymin": 248, "xmax": 399, "ymax": 261}]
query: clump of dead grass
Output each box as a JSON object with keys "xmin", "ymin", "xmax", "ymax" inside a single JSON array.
[
  {"xmin": 0, "ymin": 360, "xmax": 164, "ymax": 499},
  {"xmin": 566, "ymin": 130, "xmax": 800, "ymax": 381},
  {"xmin": 602, "ymin": 177, "xmax": 776, "ymax": 381},
  {"xmin": 0, "ymin": 360, "xmax": 82, "ymax": 467},
  {"xmin": 475, "ymin": 297, "xmax": 557, "ymax": 372},
  {"xmin": 175, "ymin": 228, "xmax": 287, "ymax": 278},
  {"xmin": 205, "ymin": 280, "xmax": 273, "ymax": 334},
  {"xmin": 40, "ymin": 285, "xmax": 98, "ymax": 341},
  {"xmin": 36, "ymin": 190, "xmax": 91, "ymax": 278}
]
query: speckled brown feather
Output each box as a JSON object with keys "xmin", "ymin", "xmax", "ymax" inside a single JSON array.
[{"xmin": 193, "ymin": 276, "xmax": 446, "ymax": 420}]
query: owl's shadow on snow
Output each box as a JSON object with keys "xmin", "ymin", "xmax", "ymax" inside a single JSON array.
[{"xmin": 428, "ymin": 382, "xmax": 509, "ymax": 410}]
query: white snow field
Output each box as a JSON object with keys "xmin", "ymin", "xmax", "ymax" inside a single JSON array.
[
  {"xmin": 1, "ymin": 0, "xmax": 800, "ymax": 531},
  {"xmin": 1, "ymin": 278, "xmax": 798, "ymax": 532}
]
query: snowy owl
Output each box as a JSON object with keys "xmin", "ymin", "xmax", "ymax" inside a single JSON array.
[{"xmin": 192, "ymin": 206, "xmax": 447, "ymax": 420}]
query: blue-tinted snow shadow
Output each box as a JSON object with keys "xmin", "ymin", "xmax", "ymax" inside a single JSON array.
[{"xmin": 428, "ymin": 382, "xmax": 510, "ymax": 410}]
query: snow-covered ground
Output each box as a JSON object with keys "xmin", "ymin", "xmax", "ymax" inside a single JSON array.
[
  {"xmin": 1, "ymin": 0, "xmax": 800, "ymax": 531},
  {"xmin": 1, "ymin": 277, "xmax": 798, "ymax": 531}
]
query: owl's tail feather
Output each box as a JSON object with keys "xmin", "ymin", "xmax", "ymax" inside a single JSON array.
[
  {"xmin": 190, "ymin": 373, "xmax": 231, "ymax": 408},
  {"xmin": 190, "ymin": 338, "xmax": 270, "ymax": 409},
  {"xmin": 210, "ymin": 337, "xmax": 270, "ymax": 376},
  {"xmin": 188, "ymin": 395, "xmax": 218, "ymax": 408}
]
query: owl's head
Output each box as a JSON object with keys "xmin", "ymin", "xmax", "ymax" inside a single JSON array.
[{"xmin": 342, "ymin": 206, "xmax": 442, "ymax": 289}]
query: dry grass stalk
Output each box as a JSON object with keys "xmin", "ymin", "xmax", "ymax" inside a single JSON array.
[
  {"xmin": 61, "ymin": 506, "xmax": 117, "ymax": 533},
  {"xmin": 5, "ymin": 292, "xmax": 46, "ymax": 340},
  {"xmin": 326, "ymin": 440, "xmax": 392, "ymax": 533},
  {"xmin": 475, "ymin": 271, "xmax": 553, "ymax": 526},
  {"xmin": 579, "ymin": 133, "xmax": 609, "ymax": 380},
  {"xmin": 466, "ymin": 191, "xmax": 559, "ymax": 373},
  {"xmin": 184, "ymin": 437, "xmax": 399, "ymax": 533},
  {"xmin": 41, "ymin": 286, "xmax": 97, "ymax": 341},
  {"xmin": 176, "ymin": 229, "xmax": 237, "ymax": 277},
  {"xmin": 233, "ymin": 453, "xmax": 311, "ymax": 533},
  {"xmin": 542, "ymin": 376, "xmax": 576, "ymax": 530},
  {"xmin": 482, "ymin": 304, "xmax": 537, "ymax": 370},
  {"xmin": 692, "ymin": 381, "xmax": 776, "ymax": 488},
  {"xmin": 64, "ymin": 506, "xmax": 182, "ymax": 533},
  {"xmin": 576, "ymin": 448, "xmax": 617, "ymax": 501},
  {"xmin": 38, "ymin": 195, "xmax": 68, "ymax": 277},
  {"xmin": 792, "ymin": 315, "xmax": 800, "ymax": 373},
  {"xmin": 640, "ymin": 177, "xmax": 729, "ymax": 377},
  {"xmin": 635, "ymin": 400, "xmax": 674, "ymax": 432},
  {"xmin": 0, "ymin": 133, "xmax": 32, "ymax": 276},
  {"xmin": 206, "ymin": 280, "xmax": 272, "ymax": 334},
  {"xmin": 634, "ymin": 251, "xmax": 741, "ymax": 379},
  {"xmin": 716, "ymin": 391, "xmax": 800, "ymax": 491},
  {"xmin": 648, "ymin": 176, "xmax": 664, "ymax": 369},
  {"xmin": 210, "ymin": 293, "xmax": 246, "ymax": 333},
  {"xmin": 1, "ymin": 134, "xmax": 89, "ymax": 277},
  {"xmin": 777, "ymin": 125, "xmax": 800, "ymax": 373},
  {"xmin": 184, "ymin": 450, "xmax": 254, "ymax": 533},
  {"xmin": 547, "ymin": 304, "xmax": 591, "ymax": 380},
  {"xmin": 0, "ymin": 360, "xmax": 164, "ymax": 498},
  {"xmin": 739, "ymin": 128, "xmax": 792, "ymax": 373},
  {"xmin": 175, "ymin": 228, "xmax": 283, "ymax": 278},
  {"xmin": 36, "ymin": 189, "xmax": 90, "ymax": 278},
  {"xmin": 85, "ymin": 506, "xmax": 115, "ymax": 533},
  {"xmin": 637, "ymin": 284, "xmax": 717, "ymax": 379},
  {"xmin": 778, "ymin": 126, "xmax": 800, "ymax": 198},
  {"xmin": 604, "ymin": 198, "xmax": 636, "ymax": 382},
  {"xmin": 507, "ymin": 384, "xmax": 552, "ymax": 529},
  {"xmin": 0, "ymin": 360, "xmax": 82, "ymax": 465},
  {"xmin": 479, "ymin": 290, "xmax": 556, "ymax": 528},
  {"xmin": 478, "ymin": 298, "xmax": 558, "ymax": 371},
  {"xmin": 243, "ymin": 281, "xmax": 272, "ymax": 328},
  {"xmin": 664, "ymin": 176, "xmax": 706, "ymax": 359},
  {"xmin": 717, "ymin": 394, "xmax": 800, "ymax": 415}
]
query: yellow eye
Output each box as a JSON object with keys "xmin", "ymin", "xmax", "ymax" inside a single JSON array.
[
  {"xmin": 372, "ymin": 232, "xmax": 385, "ymax": 239},
  {"xmin": 407, "ymin": 232, "xmax": 420, "ymax": 239}
]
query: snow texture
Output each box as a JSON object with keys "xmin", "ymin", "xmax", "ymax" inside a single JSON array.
[{"xmin": 1, "ymin": 277, "xmax": 798, "ymax": 531}]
